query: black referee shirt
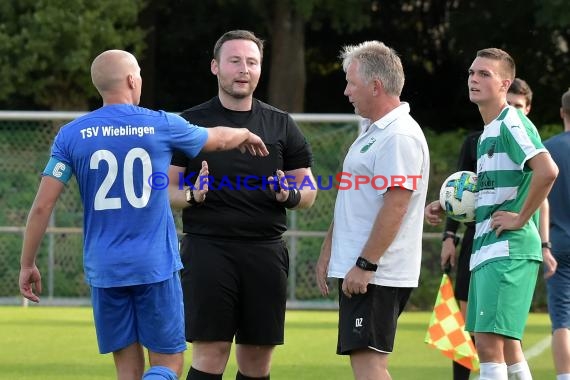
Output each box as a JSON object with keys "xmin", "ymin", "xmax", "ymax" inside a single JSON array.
[{"xmin": 171, "ymin": 97, "xmax": 313, "ymax": 239}]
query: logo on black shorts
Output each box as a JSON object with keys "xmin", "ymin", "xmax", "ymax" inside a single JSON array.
[
  {"xmin": 352, "ymin": 317, "xmax": 364, "ymax": 337},
  {"xmin": 355, "ymin": 318, "xmax": 363, "ymax": 327}
]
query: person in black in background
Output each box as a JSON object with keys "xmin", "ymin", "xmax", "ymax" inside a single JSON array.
[
  {"xmin": 168, "ymin": 30, "xmax": 317, "ymax": 380},
  {"xmin": 440, "ymin": 130, "xmax": 480, "ymax": 380}
]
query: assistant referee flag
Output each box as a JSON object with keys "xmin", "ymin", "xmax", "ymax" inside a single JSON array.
[{"xmin": 424, "ymin": 273, "xmax": 479, "ymax": 371}]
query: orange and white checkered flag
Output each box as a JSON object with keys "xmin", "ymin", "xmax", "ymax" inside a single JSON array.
[{"xmin": 424, "ymin": 273, "xmax": 479, "ymax": 371}]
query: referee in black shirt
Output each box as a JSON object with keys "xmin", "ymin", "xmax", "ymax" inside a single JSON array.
[{"xmin": 169, "ymin": 30, "xmax": 317, "ymax": 380}]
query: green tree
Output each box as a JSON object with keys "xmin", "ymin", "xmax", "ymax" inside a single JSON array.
[
  {"xmin": 153, "ymin": 0, "xmax": 374, "ymax": 113},
  {"xmin": 448, "ymin": 0, "xmax": 570, "ymax": 127},
  {"xmin": 535, "ymin": 0, "xmax": 570, "ymax": 28},
  {"xmin": 0, "ymin": 0, "xmax": 147, "ymax": 110},
  {"xmin": 261, "ymin": 0, "xmax": 374, "ymax": 112}
]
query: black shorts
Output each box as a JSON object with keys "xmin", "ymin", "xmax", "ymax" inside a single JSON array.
[
  {"xmin": 455, "ymin": 226, "xmax": 474, "ymax": 302},
  {"xmin": 180, "ymin": 234, "xmax": 289, "ymax": 345},
  {"xmin": 336, "ymin": 280, "xmax": 412, "ymax": 355}
]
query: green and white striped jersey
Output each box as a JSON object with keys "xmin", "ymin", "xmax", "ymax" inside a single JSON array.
[{"xmin": 470, "ymin": 106, "xmax": 547, "ymax": 271}]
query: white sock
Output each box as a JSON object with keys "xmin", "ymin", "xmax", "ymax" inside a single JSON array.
[
  {"xmin": 556, "ymin": 374, "xmax": 570, "ymax": 380},
  {"xmin": 507, "ymin": 361, "xmax": 532, "ymax": 380},
  {"xmin": 480, "ymin": 362, "xmax": 508, "ymax": 380}
]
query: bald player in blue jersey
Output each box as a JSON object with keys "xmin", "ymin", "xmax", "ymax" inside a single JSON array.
[{"xmin": 18, "ymin": 49, "xmax": 268, "ymax": 380}]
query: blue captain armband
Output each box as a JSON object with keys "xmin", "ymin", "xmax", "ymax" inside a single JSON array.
[{"xmin": 43, "ymin": 157, "xmax": 73, "ymax": 184}]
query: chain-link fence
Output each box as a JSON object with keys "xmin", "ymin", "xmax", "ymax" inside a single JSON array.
[
  {"xmin": 4, "ymin": 112, "xmax": 549, "ymax": 311},
  {"xmin": 0, "ymin": 112, "xmax": 369, "ymax": 307},
  {"xmin": 0, "ymin": 113, "xmax": 87, "ymax": 304}
]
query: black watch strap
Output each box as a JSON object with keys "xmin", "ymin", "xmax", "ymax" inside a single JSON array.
[
  {"xmin": 185, "ymin": 188, "xmax": 201, "ymax": 206},
  {"xmin": 442, "ymin": 231, "xmax": 460, "ymax": 245},
  {"xmin": 542, "ymin": 241, "xmax": 552, "ymax": 249},
  {"xmin": 355, "ymin": 257, "xmax": 378, "ymax": 272}
]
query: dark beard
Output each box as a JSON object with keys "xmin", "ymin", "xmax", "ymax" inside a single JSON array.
[{"xmin": 220, "ymin": 82, "xmax": 254, "ymax": 99}]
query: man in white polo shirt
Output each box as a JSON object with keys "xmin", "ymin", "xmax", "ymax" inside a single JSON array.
[{"xmin": 316, "ymin": 40, "xmax": 430, "ymax": 380}]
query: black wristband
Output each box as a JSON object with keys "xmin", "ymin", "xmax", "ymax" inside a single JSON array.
[
  {"xmin": 355, "ymin": 257, "xmax": 378, "ymax": 271},
  {"xmin": 541, "ymin": 241, "xmax": 552, "ymax": 249},
  {"xmin": 282, "ymin": 188, "xmax": 301, "ymax": 209},
  {"xmin": 442, "ymin": 231, "xmax": 460, "ymax": 246}
]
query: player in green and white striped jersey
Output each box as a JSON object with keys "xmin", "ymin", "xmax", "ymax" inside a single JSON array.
[
  {"xmin": 426, "ymin": 48, "xmax": 559, "ymax": 380},
  {"xmin": 471, "ymin": 105, "xmax": 547, "ymax": 269}
]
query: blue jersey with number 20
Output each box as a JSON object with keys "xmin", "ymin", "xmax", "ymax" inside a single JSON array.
[{"xmin": 43, "ymin": 104, "xmax": 208, "ymax": 287}]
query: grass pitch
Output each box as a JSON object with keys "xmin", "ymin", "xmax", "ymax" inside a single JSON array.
[{"xmin": 0, "ymin": 306, "xmax": 555, "ymax": 379}]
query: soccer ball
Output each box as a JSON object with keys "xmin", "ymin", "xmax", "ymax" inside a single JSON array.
[{"xmin": 439, "ymin": 171, "xmax": 478, "ymax": 223}]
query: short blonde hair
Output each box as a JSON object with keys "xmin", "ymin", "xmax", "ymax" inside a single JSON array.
[{"xmin": 476, "ymin": 48, "xmax": 516, "ymax": 81}]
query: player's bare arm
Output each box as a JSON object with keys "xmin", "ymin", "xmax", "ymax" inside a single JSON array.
[
  {"xmin": 19, "ymin": 176, "xmax": 65, "ymax": 303},
  {"xmin": 203, "ymin": 127, "xmax": 269, "ymax": 156},
  {"xmin": 538, "ymin": 199, "xmax": 557, "ymax": 278},
  {"xmin": 316, "ymin": 221, "xmax": 334, "ymax": 296},
  {"xmin": 441, "ymin": 237, "xmax": 458, "ymax": 270},
  {"xmin": 491, "ymin": 152, "xmax": 558, "ymax": 236},
  {"xmin": 343, "ymin": 188, "xmax": 412, "ymax": 298}
]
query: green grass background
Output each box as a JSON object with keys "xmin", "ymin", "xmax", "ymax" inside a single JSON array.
[{"xmin": 0, "ymin": 307, "xmax": 556, "ymax": 379}]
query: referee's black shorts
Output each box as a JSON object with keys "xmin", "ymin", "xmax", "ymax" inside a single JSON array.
[{"xmin": 180, "ymin": 234, "xmax": 289, "ymax": 345}]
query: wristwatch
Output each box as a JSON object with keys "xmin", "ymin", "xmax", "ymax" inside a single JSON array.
[
  {"xmin": 185, "ymin": 188, "xmax": 200, "ymax": 206},
  {"xmin": 442, "ymin": 231, "xmax": 460, "ymax": 246},
  {"xmin": 541, "ymin": 241, "xmax": 552, "ymax": 249},
  {"xmin": 355, "ymin": 257, "xmax": 378, "ymax": 272}
]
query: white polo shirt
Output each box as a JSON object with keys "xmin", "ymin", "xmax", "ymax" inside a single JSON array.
[{"xmin": 328, "ymin": 103, "xmax": 430, "ymax": 287}]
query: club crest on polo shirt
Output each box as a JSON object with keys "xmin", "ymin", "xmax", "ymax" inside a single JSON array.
[{"xmin": 360, "ymin": 137, "xmax": 376, "ymax": 153}]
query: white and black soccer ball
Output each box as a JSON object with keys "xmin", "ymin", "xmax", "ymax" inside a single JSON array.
[{"xmin": 439, "ymin": 171, "xmax": 478, "ymax": 223}]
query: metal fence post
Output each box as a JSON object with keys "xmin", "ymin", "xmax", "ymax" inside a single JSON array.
[
  {"xmin": 288, "ymin": 211, "xmax": 298, "ymax": 301},
  {"xmin": 48, "ymin": 212, "xmax": 55, "ymax": 301}
]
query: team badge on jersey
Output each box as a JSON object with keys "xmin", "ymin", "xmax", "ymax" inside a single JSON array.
[
  {"xmin": 487, "ymin": 142, "xmax": 495, "ymax": 158},
  {"xmin": 360, "ymin": 137, "xmax": 377, "ymax": 153}
]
